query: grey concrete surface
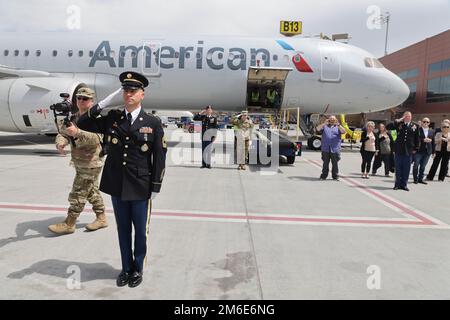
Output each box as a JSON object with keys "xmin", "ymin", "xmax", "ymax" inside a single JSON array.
[{"xmin": 0, "ymin": 129, "xmax": 449, "ymax": 299}]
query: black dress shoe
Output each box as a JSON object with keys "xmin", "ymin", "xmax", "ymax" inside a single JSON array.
[
  {"xmin": 393, "ymin": 186, "xmax": 399, "ymax": 190},
  {"xmin": 206, "ymin": 165, "xmax": 211, "ymax": 169},
  {"xmin": 128, "ymin": 271, "xmax": 143, "ymax": 288},
  {"xmin": 401, "ymin": 187, "xmax": 410, "ymax": 191},
  {"xmin": 413, "ymin": 180, "xmax": 418, "ymax": 184},
  {"xmin": 418, "ymin": 180, "xmax": 428, "ymax": 185},
  {"xmin": 116, "ymin": 271, "xmax": 131, "ymax": 287}
]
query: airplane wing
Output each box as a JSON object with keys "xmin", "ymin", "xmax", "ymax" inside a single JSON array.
[{"xmin": 0, "ymin": 64, "xmax": 51, "ymax": 79}]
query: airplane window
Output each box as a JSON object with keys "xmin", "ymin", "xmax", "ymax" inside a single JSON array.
[
  {"xmin": 14, "ymin": 50, "xmax": 19, "ymax": 56},
  {"xmin": 364, "ymin": 57, "xmax": 373, "ymax": 68},
  {"xmin": 89, "ymin": 50, "xmax": 94, "ymax": 57},
  {"xmin": 78, "ymin": 50, "xmax": 83, "ymax": 57},
  {"xmin": 372, "ymin": 58, "xmax": 384, "ymax": 68},
  {"xmin": 4, "ymin": 50, "xmax": 9, "ymax": 56},
  {"xmin": 130, "ymin": 51, "xmax": 136, "ymax": 58},
  {"xmin": 218, "ymin": 53, "xmax": 223, "ymax": 59},
  {"xmin": 68, "ymin": 50, "xmax": 73, "ymax": 57},
  {"xmin": 36, "ymin": 50, "xmax": 41, "ymax": 57},
  {"xmin": 228, "ymin": 53, "xmax": 235, "ymax": 60},
  {"xmin": 174, "ymin": 52, "xmax": 179, "ymax": 58},
  {"xmin": 273, "ymin": 54, "xmax": 278, "ymax": 61},
  {"xmin": 24, "ymin": 50, "xmax": 29, "ymax": 57},
  {"xmin": 52, "ymin": 50, "xmax": 58, "ymax": 57},
  {"xmin": 99, "ymin": 51, "xmax": 105, "ymax": 57}
]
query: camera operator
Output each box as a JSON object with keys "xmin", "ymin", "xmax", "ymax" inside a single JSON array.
[{"xmin": 48, "ymin": 87, "xmax": 108, "ymax": 235}]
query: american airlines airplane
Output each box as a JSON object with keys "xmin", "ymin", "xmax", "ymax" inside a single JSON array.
[{"xmin": 0, "ymin": 33, "xmax": 409, "ymax": 133}]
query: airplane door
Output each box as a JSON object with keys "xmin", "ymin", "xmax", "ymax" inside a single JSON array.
[
  {"xmin": 319, "ymin": 42, "xmax": 341, "ymax": 82},
  {"xmin": 141, "ymin": 40, "xmax": 162, "ymax": 77},
  {"xmin": 246, "ymin": 67, "xmax": 292, "ymax": 110}
]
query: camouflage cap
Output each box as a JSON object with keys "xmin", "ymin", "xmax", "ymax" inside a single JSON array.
[{"xmin": 76, "ymin": 87, "xmax": 95, "ymax": 99}]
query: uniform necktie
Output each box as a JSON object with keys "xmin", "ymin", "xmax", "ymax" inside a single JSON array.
[{"xmin": 127, "ymin": 112, "xmax": 133, "ymax": 126}]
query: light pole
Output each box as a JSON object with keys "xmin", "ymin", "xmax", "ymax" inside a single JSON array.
[{"xmin": 373, "ymin": 12, "xmax": 391, "ymax": 56}]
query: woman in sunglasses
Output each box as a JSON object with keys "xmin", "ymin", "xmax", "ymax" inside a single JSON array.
[{"xmin": 426, "ymin": 120, "xmax": 450, "ymax": 181}]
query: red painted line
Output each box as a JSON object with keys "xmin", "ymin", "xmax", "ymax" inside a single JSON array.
[
  {"xmin": 306, "ymin": 159, "xmax": 435, "ymax": 225},
  {"xmin": 0, "ymin": 203, "xmax": 427, "ymax": 225}
]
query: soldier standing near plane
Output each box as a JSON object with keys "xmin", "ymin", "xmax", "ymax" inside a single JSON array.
[
  {"xmin": 233, "ymin": 111, "xmax": 254, "ymax": 170},
  {"xmin": 387, "ymin": 111, "xmax": 420, "ymax": 191},
  {"xmin": 48, "ymin": 87, "xmax": 107, "ymax": 235},
  {"xmin": 193, "ymin": 105, "xmax": 218, "ymax": 169},
  {"xmin": 75, "ymin": 71, "xmax": 167, "ymax": 288}
]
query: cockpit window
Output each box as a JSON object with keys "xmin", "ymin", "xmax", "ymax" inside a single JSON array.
[
  {"xmin": 364, "ymin": 57, "xmax": 384, "ymax": 68},
  {"xmin": 364, "ymin": 57, "xmax": 373, "ymax": 68},
  {"xmin": 372, "ymin": 58, "xmax": 384, "ymax": 68}
]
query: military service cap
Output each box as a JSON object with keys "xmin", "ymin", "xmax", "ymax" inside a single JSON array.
[
  {"xmin": 76, "ymin": 87, "xmax": 95, "ymax": 99},
  {"xmin": 119, "ymin": 71, "xmax": 149, "ymax": 90}
]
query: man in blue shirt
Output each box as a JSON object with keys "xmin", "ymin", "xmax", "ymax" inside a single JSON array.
[{"xmin": 316, "ymin": 116, "xmax": 346, "ymax": 180}]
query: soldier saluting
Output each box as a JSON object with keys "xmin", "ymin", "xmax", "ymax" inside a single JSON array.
[
  {"xmin": 193, "ymin": 105, "xmax": 218, "ymax": 168},
  {"xmin": 75, "ymin": 71, "xmax": 167, "ymax": 288}
]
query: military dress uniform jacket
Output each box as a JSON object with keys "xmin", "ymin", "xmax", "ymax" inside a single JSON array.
[
  {"xmin": 386, "ymin": 121, "xmax": 420, "ymax": 156},
  {"xmin": 78, "ymin": 105, "xmax": 167, "ymax": 201},
  {"xmin": 193, "ymin": 114, "xmax": 218, "ymax": 136}
]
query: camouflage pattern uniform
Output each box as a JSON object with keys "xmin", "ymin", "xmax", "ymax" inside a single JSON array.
[
  {"xmin": 233, "ymin": 113, "xmax": 254, "ymax": 168},
  {"xmin": 48, "ymin": 115, "xmax": 106, "ymax": 234}
]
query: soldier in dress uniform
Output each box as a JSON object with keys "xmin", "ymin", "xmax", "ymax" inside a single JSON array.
[
  {"xmin": 386, "ymin": 111, "xmax": 420, "ymax": 191},
  {"xmin": 193, "ymin": 105, "xmax": 218, "ymax": 168},
  {"xmin": 48, "ymin": 87, "xmax": 107, "ymax": 235},
  {"xmin": 75, "ymin": 71, "xmax": 167, "ymax": 288}
]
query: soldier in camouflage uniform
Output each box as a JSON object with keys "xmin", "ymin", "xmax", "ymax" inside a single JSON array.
[
  {"xmin": 233, "ymin": 110, "xmax": 254, "ymax": 170},
  {"xmin": 48, "ymin": 87, "xmax": 107, "ymax": 235}
]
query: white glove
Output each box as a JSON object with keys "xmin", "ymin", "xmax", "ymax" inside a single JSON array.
[
  {"xmin": 150, "ymin": 193, "xmax": 158, "ymax": 201},
  {"xmin": 98, "ymin": 88, "xmax": 122, "ymax": 109}
]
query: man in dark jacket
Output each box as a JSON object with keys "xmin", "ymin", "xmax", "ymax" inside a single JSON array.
[
  {"xmin": 76, "ymin": 71, "xmax": 167, "ymax": 288},
  {"xmin": 413, "ymin": 117, "xmax": 435, "ymax": 184},
  {"xmin": 193, "ymin": 105, "xmax": 218, "ymax": 168},
  {"xmin": 386, "ymin": 111, "xmax": 420, "ymax": 191}
]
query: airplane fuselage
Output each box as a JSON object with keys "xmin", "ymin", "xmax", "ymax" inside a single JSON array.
[{"xmin": 0, "ymin": 33, "xmax": 409, "ymax": 133}]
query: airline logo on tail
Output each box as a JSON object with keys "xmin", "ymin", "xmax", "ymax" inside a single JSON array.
[{"xmin": 276, "ymin": 40, "xmax": 313, "ymax": 73}]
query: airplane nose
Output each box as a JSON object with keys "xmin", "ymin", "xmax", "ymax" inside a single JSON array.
[
  {"xmin": 397, "ymin": 78, "xmax": 410, "ymax": 103},
  {"xmin": 392, "ymin": 76, "xmax": 410, "ymax": 105}
]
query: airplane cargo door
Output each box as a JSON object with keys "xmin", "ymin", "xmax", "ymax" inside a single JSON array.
[
  {"xmin": 319, "ymin": 42, "xmax": 341, "ymax": 82},
  {"xmin": 246, "ymin": 67, "xmax": 292, "ymax": 111},
  {"xmin": 141, "ymin": 40, "xmax": 162, "ymax": 77}
]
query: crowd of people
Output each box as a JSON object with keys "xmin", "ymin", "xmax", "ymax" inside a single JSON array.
[{"xmin": 318, "ymin": 111, "xmax": 450, "ymax": 191}]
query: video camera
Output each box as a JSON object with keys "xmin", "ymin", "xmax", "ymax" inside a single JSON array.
[
  {"xmin": 50, "ymin": 93, "xmax": 78, "ymax": 127},
  {"xmin": 50, "ymin": 93, "xmax": 78, "ymax": 146}
]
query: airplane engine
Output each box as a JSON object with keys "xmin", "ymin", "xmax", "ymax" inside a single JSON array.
[{"xmin": 0, "ymin": 77, "xmax": 85, "ymax": 132}]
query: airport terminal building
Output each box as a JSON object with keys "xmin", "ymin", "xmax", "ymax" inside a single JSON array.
[{"xmin": 379, "ymin": 28, "xmax": 450, "ymax": 127}]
